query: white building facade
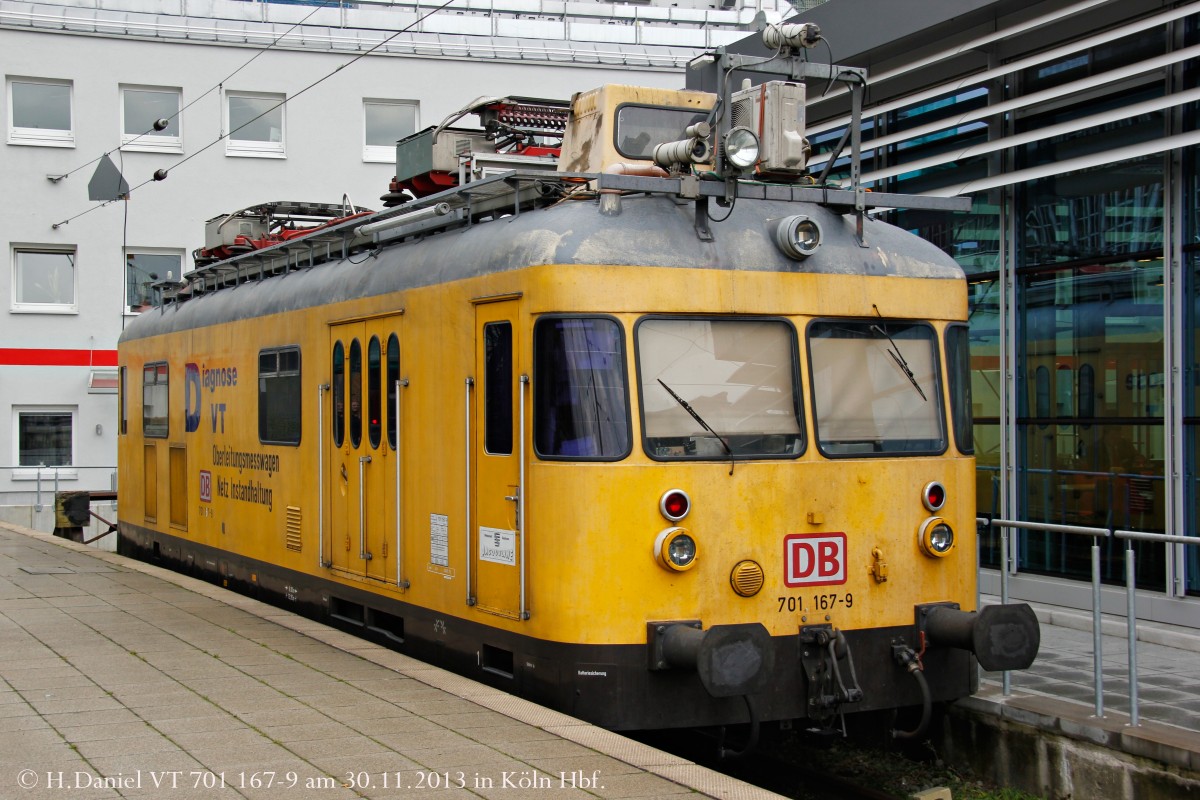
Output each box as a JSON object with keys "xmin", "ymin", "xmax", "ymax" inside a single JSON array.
[{"xmin": 0, "ymin": 0, "xmax": 791, "ymax": 529}]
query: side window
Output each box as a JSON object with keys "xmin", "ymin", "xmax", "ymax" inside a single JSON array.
[
  {"xmin": 534, "ymin": 317, "xmax": 631, "ymax": 460},
  {"xmin": 367, "ymin": 336, "xmax": 382, "ymax": 449},
  {"xmin": 484, "ymin": 322, "xmax": 513, "ymax": 455},
  {"xmin": 349, "ymin": 339, "xmax": 362, "ymax": 448},
  {"xmin": 143, "ymin": 362, "xmax": 169, "ymax": 438},
  {"xmin": 945, "ymin": 324, "xmax": 974, "ymax": 455},
  {"xmin": 332, "ymin": 341, "xmax": 345, "ymax": 447},
  {"xmin": 7, "ymin": 77, "xmax": 73, "ymax": 147},
  {"xmin": 386, "ymin": 333, "xmax": 400, "ymax": 450},
  {"xmin": 259, "ymin": 347, "xmax": 301, "ymax": 445},
  {"xmin": 119, "ymin": 366, "xmax": 128, "ymax": 435}
]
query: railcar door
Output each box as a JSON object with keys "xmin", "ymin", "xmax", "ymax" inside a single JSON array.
[
  {"xmin": 472, "ymin": 299, "xmax": 526, "ymax": 619},
  {"xmin": 327, "ymin": 317, "xmax": 401, "ymax": 583}
]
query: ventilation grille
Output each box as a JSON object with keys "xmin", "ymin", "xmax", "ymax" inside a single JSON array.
[
  {"xmin": 285, "ymin": 506, "xmax": 302, "ymax": 552},
  {"xmin": 730, "ymin": 560, "xmax": 764, "ymax": 597},
  {"xmin": 730, "ymin": 96, "xmax": 755, "ymax": 130}
]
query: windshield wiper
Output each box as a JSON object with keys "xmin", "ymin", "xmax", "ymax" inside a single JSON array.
[
  {"xmin": 870, "ymin": 323, "xmax": 927, "ymax": 402},
  {"xmin": 657, "ymin": 379, "xmax": 736, "ymax": 474}
]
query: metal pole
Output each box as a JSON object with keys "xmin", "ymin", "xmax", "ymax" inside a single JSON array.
[
  {"xmin": 35, "ymin": 466, "xmax": 43, "ymax": 512},
  {"xmin": 1126, "ymin": 543, "xmax": 1140, "ymax": 726},
  {"xmin": 1001, "ymin": 525, "xmax": 1011, "ymax": 696},
  {"xmin": 1092, "ymin": 543, "xmax": 1104, "ymax": 718}
]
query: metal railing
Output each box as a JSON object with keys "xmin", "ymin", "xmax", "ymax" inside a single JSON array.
[
  {"xmin": 978, "ymin": 517, "xmax": 1196, "ymax": 726},
  {"xmin": 2, "ymin": 465, "xmax": 117, "ymax": 512}
]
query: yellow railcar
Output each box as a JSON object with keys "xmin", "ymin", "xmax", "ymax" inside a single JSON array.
[{"xmin": 118, "ymin": 30, "xmax": 1038, "ymax": 740}]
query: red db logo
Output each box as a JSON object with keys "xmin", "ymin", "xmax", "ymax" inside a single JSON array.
[
  {"xmin": 199, "ymin": 470, "xmax": 212, "ymax": 503},
  {"xmin": 784, "ymin": 533, "xmax": 847, "ymax": 587}
]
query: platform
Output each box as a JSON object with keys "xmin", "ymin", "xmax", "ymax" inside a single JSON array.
[
  {"xmin": 0, "ymin": 522, "xmax": 782, "ymax": 800},
  {"xmin": 944, "ymin": 597, "xmax": 1200, "ymax": 797}
]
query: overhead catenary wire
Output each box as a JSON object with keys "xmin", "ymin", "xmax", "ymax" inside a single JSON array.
[
  {"xmin": 47, "ymin": 0, "xmax": 340, "ymax": 186},
  {"xmin": 51, "ymin": 0, "xmax": 459, "ymax": 231}
]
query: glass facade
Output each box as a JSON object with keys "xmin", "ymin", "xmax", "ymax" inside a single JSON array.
[{"xmin": 878, "ymin": 11, "xmax": 1196, "ymax": 598}]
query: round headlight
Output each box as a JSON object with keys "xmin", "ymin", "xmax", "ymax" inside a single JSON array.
[
  {"xmin": 724, "ymin": 126, "xmax": 760, "ymax": 170},
  {"xmin": 654, "ymin": 527, "xmax": 698, "ymax": 571},
  {"xmin": 919, "ymin": 517, "xmax": 955, "ymax": 558}
]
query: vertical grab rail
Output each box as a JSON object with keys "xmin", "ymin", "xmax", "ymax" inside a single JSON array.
[
  {"xmin": 395, "ymin": 379, "xmax": 408, "ymax": 589},
  {"xmin": 358, "ymin": 456, "xmax": 372, "ymax": 561},
  {"xmin": 465, "ymin": 378, "xmax": 475, "ymax": 606},
  {"xmin": 318, "ymin": 384, "xmax": 328, "ymax": 568},
  {"xmin": 518, "ymin": 374, "xmax": 529, "ymax": 620}
]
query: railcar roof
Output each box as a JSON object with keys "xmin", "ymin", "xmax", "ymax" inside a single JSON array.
[{"xmin": 120, "ymin": 190, "xmax": 964, "ymax": 343}]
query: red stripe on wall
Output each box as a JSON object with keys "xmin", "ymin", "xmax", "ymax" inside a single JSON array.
[{"xmin": 0, "ymin": 349, "xmax": 119, "ymax": 367}]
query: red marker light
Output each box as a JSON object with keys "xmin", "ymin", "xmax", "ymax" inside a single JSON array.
[
  {"xmin": 660, "ymin": 489, "xmax": 691, "ymax": 522},
  {"xmin": 923, "ymin": 482, "xmax": 946, "ymax": 512}
]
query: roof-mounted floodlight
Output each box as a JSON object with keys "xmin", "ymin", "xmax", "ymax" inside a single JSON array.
[
  {"xmin": 652, "ymin": 122, "xmax": 712, "ymax": 169},
  {"xmin": 723, "ymin": 126, "xmax": 760, "ymax": 172},
  {"xmin": 762, "ymin": 22, "xmax": 821, "ymax": 51}
]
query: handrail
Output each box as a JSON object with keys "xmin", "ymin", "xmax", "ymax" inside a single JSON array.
[
  {"xmin": 977, "ymin": 517, "xmax": 1198, "ymax": 726},
  {"xmin": 3, "ymin": 465, "xmax": 118, "ymax": 513}
]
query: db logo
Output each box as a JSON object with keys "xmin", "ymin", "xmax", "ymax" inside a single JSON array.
[
  {"xmin": 199, "ymin": 470, "xmax": 212, "ymax": 503},
  {"xmin": 784, "ymin": 533, "xmax": 847, "ymax": 587}
]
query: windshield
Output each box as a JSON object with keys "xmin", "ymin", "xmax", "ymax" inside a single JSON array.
[
  {"xmin": 637, "ymin": 318, "xmax": 804, "ymax": 460},
  {"xmin": 808, "ymin": 320, "xmax": 946, "ymax": 456}
]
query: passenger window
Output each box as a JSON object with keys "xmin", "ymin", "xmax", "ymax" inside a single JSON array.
[
  {"xmin": 484, "ymin": 322, "xmax": 513, "ymax": 455},
  {"xmin": 349, "ymin": 339, "xmax": 363, "ymax": 448},
  {"xmin": 387, "ymin": 333, "xmax": 400, "ymax": 450},
  {"xmin": 368, "ymin": 336, "xmax": 382, "ymax": 449},
  {"xmin": 945, "ymin": 324, "xmax": 974, "ymax": 455},
  {"xmin": 332, "ymin": 341, "xmax": 345, "ymax": 447},
  {"xmin": 142, "ymin": 362, "xmax": 169, "ymax": 438},
  {"xmin": 534, "ymin": 317, "xmax": 630, "ymax": 459},
  {"xmin": 259, "ymin": 346, "xmax": 301, "ymax": 445}
]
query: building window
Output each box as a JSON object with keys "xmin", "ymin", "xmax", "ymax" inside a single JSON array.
[
  {"xmin": 13, "ymin": 408, "xmax": 75, "ymax": 480},
  {"xmin": 259, "ymin": 347, "xmax": 301, "ymax": 445},
  {"xmin": 143, "ymin": 362, "xmax": 169, "ymax": 438},
  {"xmin": 363, "ymin": 99, "xmax": 418, "ymax": 162},
  {"xmin": 121, "ymin": 85, "xmax": 181, "ymax": 153},
  {"xmin": 125, "ymin": 250, "xmax": 182, "ymax": 312},
  {"xmin": 12, "ymin": 247, "xmax": 76, "ymax": 313},
  {"xmin": 226, "ymin": 91, "xmax": 285, "ymax": 158},
  {"xmin": 7, "ymin": 77, "xmax": 73, "ymax": 147}
]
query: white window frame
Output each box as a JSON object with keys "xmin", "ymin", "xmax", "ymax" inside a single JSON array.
[
  {"xmin": 363, "ymin": 98, "xmax": 419, "ymax": 163},
  {"xmin": 12, "ymin": 406, "xmax": 78, "ymax": 481},
  {"xmin": 11, "ymin": 245, "xmax": 78, "ymax": 314},
  {"xmin": 6, "ymin": 76, "xmax": 74, "ymax": 147},
  {"xmin": 120, "ymin": 84, "xmax": 182, "ymax": 154},
  {"xmin": 225, "ymin": 90, "xmax": 286, "ymax": 158},
  {"xmin": 124, "ymin": 247, "xmax": 184, "ymax": 314}
]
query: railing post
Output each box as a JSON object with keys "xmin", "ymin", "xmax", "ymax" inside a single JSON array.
[
  {"xmin": 1126, "ymin": 542, "xmax": 1140, "ymax": 726},
  {"xmin": 1001, "ymin": 524, "xmax": 1011, "ymax": 696},
  {"xmin": 35, "ymin": 464, "xmax": 44, "ymax": 512},
  {"xmin": 1092, "ymin": 542, "xmax": 1104, "ymax": 718}
]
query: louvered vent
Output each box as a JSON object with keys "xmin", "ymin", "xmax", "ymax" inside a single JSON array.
[
  {"xmin": 730, "ymin": 560, "xmax": 764, "ymax": 597},
  {"xmin": 285, "ymin": 506, "xmax": 302, "ymax": 552},
  {"xmin": 730, "ymin": 96, "xmax": 755, "ymax": 130}
]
